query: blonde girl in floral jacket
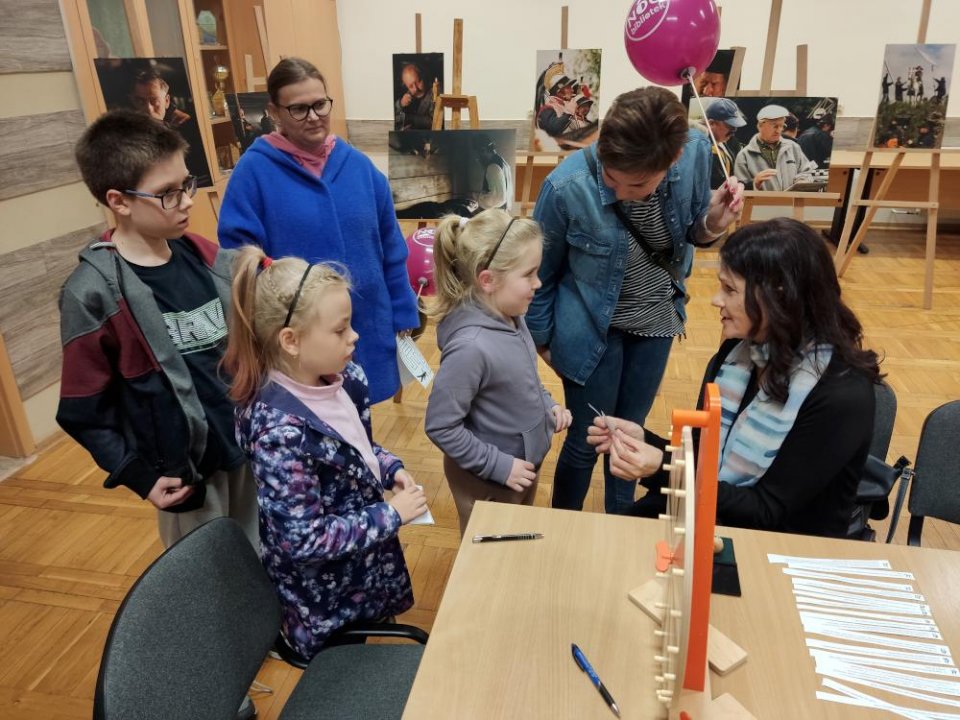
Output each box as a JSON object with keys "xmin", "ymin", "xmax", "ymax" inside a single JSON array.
[{"xmin": 223, "ymin": 247, "xmax": 428, "ymax": 660}]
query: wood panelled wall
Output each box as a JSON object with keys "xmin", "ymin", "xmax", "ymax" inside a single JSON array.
[{"xmin": 0, "ymin": 1, "xmax": 108, "ymax": 450}]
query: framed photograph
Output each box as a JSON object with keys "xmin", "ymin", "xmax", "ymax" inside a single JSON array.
[
  {"xmin": 872, "ymin": 44, "xmax": 955, "ymax": 149},
  {"xmin": 393, "ymin": 53, "xmax": 444, "ymax": 131},
  {"xmin": 681, "ymin": 49, "xmax": 738, "ymax": 107},
  {"xmin": 94, "ymin": 57, "xmax": 213, "ymax": 188},
  {"xmin": 689, "ymin": 96, "xmax": 838, "ymax": 191},
  {"xmin": 389, "ymin": 129, "xmax": 517, "ymax": 218},
  {"xmin": 225, "ymin": 92, "xmax": 275, "ymax": 156},
  {"xmin": 533, "ymin": 49, "xmax": 601, "ymax": 152}
]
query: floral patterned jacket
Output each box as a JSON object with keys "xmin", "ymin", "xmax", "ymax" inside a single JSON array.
[{"xmin": 235, "ymin": 362, "xmax": 414, "ymax": 660}]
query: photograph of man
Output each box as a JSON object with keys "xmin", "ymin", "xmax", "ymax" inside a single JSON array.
[
  {"xmin": 798, "ymin": 114, "xmax": 835, "ymax": 168},
  {"xmin": 537, "ymin": 72, "xmax": 577, "ymax": 136},
  {"xmin": 94, "ymin": 57, "xmax": 213, "ymax": 187},
  {"xmin": 681, "ymin": 49, "xmax": 736, "ymax": 107},
  {"xmin": 393, "ymin": 53, "xmax": 442, "ymax": 131},
  {"xmin": 130, "ymin": 69, "xmax": 190, "ymax": 127},
  {"xmin": 695, "ymin": 98, "xmax": 746, "ymax": 189},
  {"xmin": 734, "ymin": 104, "xmax": 816, "ymax": 191}
]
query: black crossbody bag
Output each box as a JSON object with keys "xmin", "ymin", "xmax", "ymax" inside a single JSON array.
[{"xmin": 583, "ymin": 146, "xmax": 676, "ymax": 275}]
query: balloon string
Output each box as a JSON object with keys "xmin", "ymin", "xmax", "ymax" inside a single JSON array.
[{"xmin": 683, "ymin": 68, "xmax": 733, "ymax": 185}]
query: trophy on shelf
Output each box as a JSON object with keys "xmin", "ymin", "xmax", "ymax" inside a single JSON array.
[{"xmin": 212, "ymin": 63, "xmax": 229, "ymax": 117}]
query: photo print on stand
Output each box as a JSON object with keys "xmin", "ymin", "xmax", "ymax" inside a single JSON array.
[
  {"xmin": 393, "ymin": 53, "xmax": 444, "ymax": 131},
  {"xmin": 225, "ymin": 92, "xmax": 275, "ymax": 156},
  {"xmin": 689, "ymin": 96, "xmax": 839, "ymax": 191},
  {"xmin": 389, "ymin": 129, "xmax": 517, "ymax": 219},
  {"xmin": 874, "ymin": 44, "xmax": 955, "ymax": 149},
  {"xmin": 94, "ymin": 57, "xmax": 213, "ymax": 187},
  {"xmin": 533, "ymin": 49, "xmax": 601, "ymax": 151}
]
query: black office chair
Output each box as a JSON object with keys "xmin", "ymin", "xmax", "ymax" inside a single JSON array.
[
  {"xmin": 890, "ymin": 400, "xmax": 960, "ymax": 547},
  {"xmin": 95, "ymin": 518, "xmax": 427, "ymax": 720},
  {"xmin": 93, "ymin": 518, "xmax": 280, "ymax": 720},
  {"xmin": 848, "ymin": 381, "xmax": 912, "ymax": 542}
]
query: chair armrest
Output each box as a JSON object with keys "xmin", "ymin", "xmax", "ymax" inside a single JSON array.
[{"xmin": 334, "ymin": 621, "xmax": 429, "ymax": 645}]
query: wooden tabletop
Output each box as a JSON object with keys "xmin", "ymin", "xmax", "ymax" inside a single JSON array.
[{"xmin": 403, "ymin": 502, "xmax": 960, "ymax": 720}]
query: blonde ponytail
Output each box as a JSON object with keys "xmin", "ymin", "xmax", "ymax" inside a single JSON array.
[
  {"xmin": 223, "ymin": 247, "xmax": 350, "ymax": 406},
  {"xmin": 427, "ymin": 209, "xmax": 543, "ymax": 321}
]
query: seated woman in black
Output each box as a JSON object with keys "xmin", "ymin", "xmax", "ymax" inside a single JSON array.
[{"xmin": 587, "ymin": 217, "xmax": 881, "ymax": 537}]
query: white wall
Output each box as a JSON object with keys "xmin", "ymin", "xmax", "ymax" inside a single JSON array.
[{"xmin": 337, "ymin": 0, "xmax": 960, "ymax": 121}]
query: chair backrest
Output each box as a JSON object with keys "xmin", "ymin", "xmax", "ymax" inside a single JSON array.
[
  {"xmin": 908, "ymin": 400, "xmax": 960, "ymax": 538},
  {"xmin": 94, "ymin": 518, "xmax": 280, "ymax": 720},
  {"xmin": 868, "ymin": 381, "xmax": 897, "ymax": 461}
]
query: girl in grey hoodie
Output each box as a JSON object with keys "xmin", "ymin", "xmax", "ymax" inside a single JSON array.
[{"xmin": 425, "ymin": 210, "xmax": 572, "ymax": 534}]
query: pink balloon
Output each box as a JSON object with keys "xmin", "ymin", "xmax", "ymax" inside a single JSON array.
[
  {"xmin": 405, "ymin": 227, "xmax": 436, "ymax": 297},
  {"xmin": 624, "ymin": 0, "xmax": 720, "ymax": 87}
]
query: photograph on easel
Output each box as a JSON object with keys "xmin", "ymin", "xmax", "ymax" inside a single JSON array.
[
  {"xmin": 393, "ymin": 53, "xmax": 444, "ymax": 131},
  {"xmin": 873, "ymin": 43, "xmax": 955, "ymax": 150},
  {"xmin": 94, "ymin": 57, "xmax": 213, "ymax": 188},
  {"xmin": 532, "ymin": 49, "xmax": 601, "ymax": 151},
  {"xmin": 389, "ymin": 129, "xmax": 517, "ymax": 218},
  {"xmin": 225, "ymin": 92, "xmax": 275, "ymax": 156},
  {"xmin": 689, "ymin": 96, "xmax": 838, "ymax": 191},
  {"xmin": 681, "ymin": 49, "xmax": 737, "ymax": 108}
]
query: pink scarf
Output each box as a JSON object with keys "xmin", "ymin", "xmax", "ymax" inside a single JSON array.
[{"xmin": 264, "ymin": 132, "xmax": 337, "ymax": 177}]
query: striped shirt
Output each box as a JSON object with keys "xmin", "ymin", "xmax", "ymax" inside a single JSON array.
[{"xmin": 610, "ymin": 189, "xmax": 684, "ymax": 337}]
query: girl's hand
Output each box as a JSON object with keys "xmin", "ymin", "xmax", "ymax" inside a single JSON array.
[
  {"xmin": 551, "ymin": 404, "xmax": 573, "ymax": 433},
  {"xmin": 609, "ymin": 431, "xmax": 664, "ymax": 481},
  {"xmin": 388, "ymin": 484, "xmax": 428, "ymax": 524},
  {"xmin": 392, "ymin": 469, "xmax": 415, "ymax": 492},
  {"xmin": 506, "ymin": 458, "xmax": 536, "ymax": 492},
  {"xmin": 586, "ymin": 415, "xmax": 644, "ymax": 454}
]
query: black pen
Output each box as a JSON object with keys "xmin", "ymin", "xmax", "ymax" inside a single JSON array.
[
  {"xmin": 572, "ymin": 643, "xmax": 621, "ymax": 718},
  {"xmin": 471, "ymin": 533, "xmax": 543, "ymax": 543}
]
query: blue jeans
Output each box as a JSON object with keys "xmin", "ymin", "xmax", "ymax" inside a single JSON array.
[{"xmin": 551, "ymin": 331, "xmax": 674, "ymax": 514}]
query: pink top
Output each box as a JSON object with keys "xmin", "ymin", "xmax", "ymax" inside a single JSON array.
[
  {"xmin": 269, "ymin": 370, "xmax": 381, "ymax": 481},
  {"xmin": 264, "ymin": 132, "xmax": 337, "ymax": 177}
]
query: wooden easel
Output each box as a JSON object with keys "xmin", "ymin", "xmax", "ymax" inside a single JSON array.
[
  {"xmin": 733, "ymin": 0, "xmax": 842, "ymax": 227},
  {"xmin": 517, "ymin": 6, "xmax": 574, "ymax": 217},
  {"xmin": 432, "ymin": 18, "xmax": 479, "ymax": 130},
  {"xmin": 832, "ymin": 0, "xmax": 947, "ymax": 310}
]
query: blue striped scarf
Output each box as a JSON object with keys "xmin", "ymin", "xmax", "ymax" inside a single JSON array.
[{"xmin": 715, "ymin": 341, "xmax": 833, "ymax": 487}]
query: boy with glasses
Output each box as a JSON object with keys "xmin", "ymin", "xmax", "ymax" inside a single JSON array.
[{"xmin": 58, "ymin": 110, "xmax": 258, "ymax": 561}]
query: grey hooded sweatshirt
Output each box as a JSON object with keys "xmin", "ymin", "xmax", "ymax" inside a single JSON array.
[{"xmin": 425, "ymin": 301, "xmax": 556, "ymax": 485}]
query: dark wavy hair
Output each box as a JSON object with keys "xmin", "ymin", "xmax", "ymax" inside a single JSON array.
[{"xmin": 719, "ymin": 218, "xmax": 881, "ymax": 403}]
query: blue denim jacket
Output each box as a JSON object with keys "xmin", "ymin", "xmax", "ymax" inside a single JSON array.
[{"xmin": 527, "ymin": 131, "xmax": 714, "ymax": 384}]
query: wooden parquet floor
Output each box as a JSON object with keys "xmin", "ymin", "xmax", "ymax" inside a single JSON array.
[{"xmin": 1, "ymin": 228, "xmax": 958, "ymax": 719}]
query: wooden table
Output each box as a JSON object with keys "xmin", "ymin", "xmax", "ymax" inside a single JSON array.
[{"xmin": 403, "ymin": 502, "xmax": 960, "ymax": 720}]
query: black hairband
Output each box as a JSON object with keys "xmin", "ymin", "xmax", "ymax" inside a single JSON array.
[
  {"xmin": 482, "ymin": 217, "xmax": 517, "ymax": 270},
  {"xmin": 283, "ymin": 263, "xmax": 314, "ymax": 328}
]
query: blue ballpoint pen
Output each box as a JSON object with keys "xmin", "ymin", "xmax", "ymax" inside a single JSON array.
[{"xmin": 571, "ymin": 643, "xmax": 621, "ymax": 718}]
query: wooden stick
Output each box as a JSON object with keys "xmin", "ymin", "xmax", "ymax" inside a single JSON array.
[
  {"xmin": 728, "ymin": 46, "xmax": 746, "ymax": 98},
  {"xmin": 795, "ymin": 44, "xmax": 808, "ymax": 96},
  {"xmin": 924, "ymin": 151, "xmax": 941, "ymax": 309},
  {"xmin": 759, "ymin": 0, "xmax": 783, "ymax": 95},
  {"xmin": 254, "ymin": 5, "xmax": 271, "ymax": 70},
  {"xmin": 918, "ymin": 0, "xmax": 932, "ymax": 43},
  {"xmin": 561, "ymin": 6, "xmax": 568, "ymax": 50},
  {"xmin": 837, "ymin": 152, "xmax": 906, "ymax": 275},
  {"xmin": 416, "ymin": 13, "xmax": 422, "ymax": 53},
  {"xmin": 453, "ymin": 18, "xmax": 463, "ymax": 95}
]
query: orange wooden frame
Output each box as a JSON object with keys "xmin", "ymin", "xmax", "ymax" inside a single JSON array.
[{"xmin": 669, "ymin": 383, "xmax": 721, "ymax": 693}]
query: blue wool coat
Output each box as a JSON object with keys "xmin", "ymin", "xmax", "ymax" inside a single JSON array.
[
  {"xmin": 235, "ymin": 362, "xmax": 414, "ymax": 660},
  {"xmin": 218, "ymin": 137, "xmax": 420, "ymax": 403}
]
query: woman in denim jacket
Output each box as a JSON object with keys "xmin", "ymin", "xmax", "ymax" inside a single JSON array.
[{"xmin": 527, "ymin": 87, "xmax": 744, "ymax": 515}]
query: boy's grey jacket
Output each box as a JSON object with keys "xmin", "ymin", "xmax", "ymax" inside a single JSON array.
[{"xmin": 425, "ymin": 301, "xmax": 557, "ymax": 484}]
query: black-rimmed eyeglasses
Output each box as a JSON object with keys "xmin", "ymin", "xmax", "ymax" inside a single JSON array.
[
  {"xmin": 123, "ymin": 175, "xmax": 198, "ymax": 210},
  {"xmin": 278, "ymin": 98, "xmax": 334, "ymax": 121}
]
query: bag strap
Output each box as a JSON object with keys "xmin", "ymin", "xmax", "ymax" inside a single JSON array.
[{"xmin": 583, "ymin": 146, "xmax": 675, "ymax": 274}]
